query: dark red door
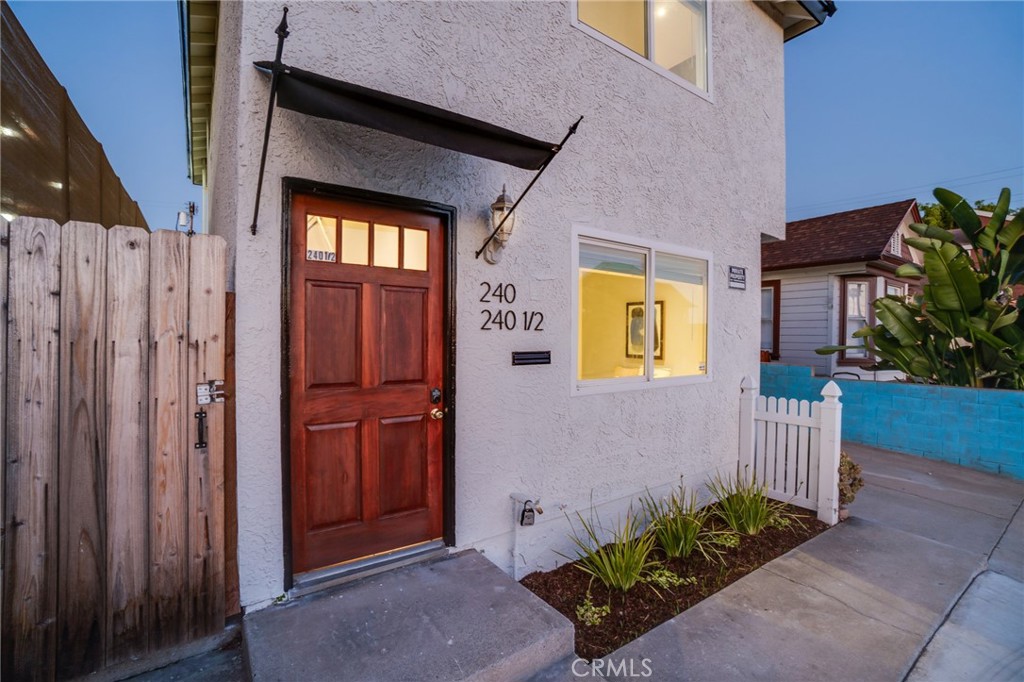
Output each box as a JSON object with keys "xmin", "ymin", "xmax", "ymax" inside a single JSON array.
[{"xmin": 289, "ymin": 193, "xmax": 445, "ymax": 574}]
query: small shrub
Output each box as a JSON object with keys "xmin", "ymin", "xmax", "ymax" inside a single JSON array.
[
  {"xmin": 565, "ymin": 508, "xmax": 656, "ymax": 592},
  {"xmin": 838, "ymin": 451, "xmax": 865, "ymax": 507},
  {"xmin": 640, "ymin": 488, "xmax": 725, "ymax": 563},
  {"xmin": 642, "ymin": 567, "xmax": 696, "ymax": 590},
  {"xmin": 576, "ymin": 594, "xmax": 611, "ymax": 627},
  {"xmin": 706, "ymin": 473, "xmax": 789, "ymax": 535},
  {"xmin": 711, "ymin": 532, "xmax": 740, "ymax": 548}
]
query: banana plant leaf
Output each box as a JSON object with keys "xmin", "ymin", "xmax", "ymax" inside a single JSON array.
[
  {"xmin": 998, "ymin": 211, "xmax": 1024, "ymax": 251},
  {"xmin": 922, "ymin": 242, "xmax": 983, "ymax": 313},
  {"xmin": 935, "ymin": 188, "xmax": 983, "ymax": 241},
  {"xmin": 874, "ymin": 298, "xmax": 925, "ymax": 346},
  {"xmin": 895, "ymin": 263, "xmax": 924, "ymax": 279},
  {"xmin": 909, "ymin": 222, "xmax": 956, "ymax": 242}
]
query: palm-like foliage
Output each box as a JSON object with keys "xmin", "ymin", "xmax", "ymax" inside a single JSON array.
[{"xmin": 818, "ymin": 187, "xmax": 1024, "ymax": 389}]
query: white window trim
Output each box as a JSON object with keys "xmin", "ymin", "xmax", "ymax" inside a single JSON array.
[
  {"xmin": 569, "ymin": 0, "xmax": 714, "ymax": 104},
  {"xmin": 571, "ymin": 225, "xmax": 714, "ymax": 396}
]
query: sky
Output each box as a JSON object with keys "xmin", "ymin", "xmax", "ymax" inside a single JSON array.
[
  {"xmin": 785, "ymin": 0, "xmax": 1024, "ymax": 220},
  {"xmin": 6, "ymin": 1, "xmax": 1023, "ymax": 229},
  {"xmin": 8, "ymin": 0, "xmax": 202, "ymax": 231}
]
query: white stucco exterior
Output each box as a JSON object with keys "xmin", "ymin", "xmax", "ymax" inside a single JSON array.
[{"xmin": 202, "ymin": 0, "xmax": 786, "ymax": 610}]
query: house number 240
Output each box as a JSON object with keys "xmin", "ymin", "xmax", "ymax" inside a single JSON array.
[{"xmin": 479, "ymin": 282, "xmax": 544, "ymax": 331}]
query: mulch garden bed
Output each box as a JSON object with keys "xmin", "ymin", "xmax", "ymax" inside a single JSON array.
[{"xmin": 520, "ymin": 504, "xmax": 829, "ymax": 660}]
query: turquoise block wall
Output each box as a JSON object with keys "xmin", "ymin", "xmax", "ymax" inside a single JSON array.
[{"xmin": 760, "ymin": 364, "xmax": 1024, "ymax": 479}]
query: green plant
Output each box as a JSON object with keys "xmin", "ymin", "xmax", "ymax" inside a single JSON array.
[
  {"xmin": 706, "ymin": 473, "xmax": 788, "ymax": 536},
  {"xmin": 817, "ymin": 187, "xmax": 1024, "ymax": 389},
  {"xmin": 642, "ymin": 567, "xmax": 696, "ymax": 590},
  {"xmin": 838, "ymin": 451, "xmax": 865, "ymax": 507},
  {"xmin": 576, "ymin": 594, "xmax": 611, "ymax": 627},
  {"xmin": 711, "ymin": 532, "xmax": 740, "ymax": 548},
  {"xmin": 640, "ymin": 488, "xmax": 726, "ymax": 563},
  {"xmin": 564, "ymin": 508, "xmax": 656, "ymax": 591}
]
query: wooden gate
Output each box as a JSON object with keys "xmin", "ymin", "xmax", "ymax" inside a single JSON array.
[{"xmin": 1, "ymin": 217, "xmax": 227, "ymax": 681}]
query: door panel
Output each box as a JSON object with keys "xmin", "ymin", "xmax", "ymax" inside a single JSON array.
[
  {"xmin": 378, "ymin": 415, "xmax": 428, "ymax": 516},
  {"xmin": 289, "ymin": 193, "xmax": 446, "ymax": 574},
  {"xmin": 305, "ymin": 282, "xmax": 361, "ymax": 388},
  {"xmin": 380, "ymin": 286, "xmax": 427, "ymax": 384}
]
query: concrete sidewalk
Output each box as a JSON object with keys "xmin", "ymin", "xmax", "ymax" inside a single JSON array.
[{"xmin": 599, "ymin": 443, "xmax": 1023, "ymax": 682}]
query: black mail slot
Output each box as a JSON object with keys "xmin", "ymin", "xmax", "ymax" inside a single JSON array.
[{"xmin": 512, "ymin": 351, "xmax": 551, "ymax": 366}]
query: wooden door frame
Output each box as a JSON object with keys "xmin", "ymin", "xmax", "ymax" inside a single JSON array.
[{"xmin": 279, "ymin": 177, "xmax": 457, "ymax": 590}]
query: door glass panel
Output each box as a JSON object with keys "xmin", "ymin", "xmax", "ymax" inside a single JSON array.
[
  {"xmin": 341, "ymin": 220, "xmax": 370, "ymax": 265},
  {"xmin": 306, "ymin": 214, "xmax": 337, "ymax": 262},
  {"xmin": 373, "ymin": 224, "xmax": 400, "ymax": 268},
  {"xmin": 404, "ymin": 228, "xmax": 428, "ymax": 271}
]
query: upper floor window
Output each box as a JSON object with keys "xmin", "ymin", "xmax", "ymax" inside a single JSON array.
[
  {"xmin": 574, "ymin": 0, "xmax": 710, "ymax": 95},
  {"xmin": 574, "ymin": 230, "xmax": 710, "ymax": 394}
]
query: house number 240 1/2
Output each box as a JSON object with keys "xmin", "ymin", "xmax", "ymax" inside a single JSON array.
[{"xmin": 479, "ymin": 282, "xmax": 544, "ymax": 331}]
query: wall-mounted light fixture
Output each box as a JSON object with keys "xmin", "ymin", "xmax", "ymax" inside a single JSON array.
[{"xmin": 484, "ymin": 185, "xmax": 516, "ymax": 264}]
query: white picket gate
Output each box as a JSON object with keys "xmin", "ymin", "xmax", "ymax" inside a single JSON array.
[{"xmin": 738, "ymin": 376, "xmax": 842, "ymax": 525}]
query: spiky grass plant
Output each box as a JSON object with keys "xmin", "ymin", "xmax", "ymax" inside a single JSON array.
[
  {"xmin": 706, "ymin": 473, "xmax": 790, "ymax": 535},
  {"xmin": 565, "ymin": 508, "xmax": 656, "ymax": 592},
  {"xmin": 640, "ymin": 488, "xmax": 728, "ymax": 562}
]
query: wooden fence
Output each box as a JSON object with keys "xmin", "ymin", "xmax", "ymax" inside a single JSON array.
[
  {"xmin": 1, "ymin": 217, "xmax": 227, "ymax": 680},
  {"xmin": 738, "ymin": 376, "xmax": 842, "ymax": 525}
]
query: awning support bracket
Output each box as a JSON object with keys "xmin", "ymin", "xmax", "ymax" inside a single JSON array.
[
  {"xmin": 473, "ymin": 115, "xmax": 583, "ymax": 259},
  {"xmin": 250, "ymin": 6, "xmax": 290, "ymax": 236}
]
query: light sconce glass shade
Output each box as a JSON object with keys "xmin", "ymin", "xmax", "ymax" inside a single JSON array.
[{"xmin": 485, "ymin": 184, "xmax": 516, "ymax": 264}]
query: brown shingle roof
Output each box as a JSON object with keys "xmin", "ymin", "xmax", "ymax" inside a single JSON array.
[{"xmin": 763, "ymin": 199, "xmax": 917, "ymax": 271}]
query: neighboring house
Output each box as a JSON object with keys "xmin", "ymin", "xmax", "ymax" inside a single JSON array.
[
  {"xmin": 760, "ymin": 199, "xmax": 922, "ymax": 379},
  {"xmin": 0, "ymin": 2, "xmax": 147, "ymax": 228},
  {"xmin": 180, "ymin": 0, "xmax": 833, "ymax": 612}
]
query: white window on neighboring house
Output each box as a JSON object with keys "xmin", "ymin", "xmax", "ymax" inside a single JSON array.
[
  {"xmin": 889, "ymin": 231, "xmax": 902, "ymax": 256},
  {"xmin": 842, "ymin": 278, "xmax": 871, "ymax": 361},
  {"xmin": 574, "ymin": 230, "xmax": 710, "ymax": 393},
  {"xmin": 573, "ymin": 0, "xmax": 710, "ymax": 95},
  {"xmin": 886, "ymin": 282, "xmax": 905, "ymax": 297},
  {"xmin": 761, "ymin": 281, "xmax": 779, "ymax": 357}
]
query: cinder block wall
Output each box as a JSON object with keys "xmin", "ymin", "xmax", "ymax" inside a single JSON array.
[{"xmin": 760, "ymin": 364, "xmax": 1023, "ymax": 479}]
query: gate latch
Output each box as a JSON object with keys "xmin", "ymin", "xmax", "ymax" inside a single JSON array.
[{"xmin": 196, "ymin": 380, "xmax": 226, "ymax": 405}]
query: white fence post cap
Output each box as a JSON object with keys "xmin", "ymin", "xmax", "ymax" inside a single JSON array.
[
  {"xmin": 740, "ymin": 375, "xmax": 758, "ymax": 391},
  {"xmin": 821, "ymin": 380, "xmax": 842, "ymax": 400}
]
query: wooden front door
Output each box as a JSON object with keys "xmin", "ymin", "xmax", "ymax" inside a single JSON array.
[{"xmin": 289, "ymin": 193, "xmax": 446, "ymax": 574}]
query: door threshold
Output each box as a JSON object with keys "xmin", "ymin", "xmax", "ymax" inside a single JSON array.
[{"xmin": 289, "ymin": 540, "xmax": 448, "ymax": 599}]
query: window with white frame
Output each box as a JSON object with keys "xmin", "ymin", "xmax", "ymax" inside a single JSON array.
[
  {"xmin": 760, "ymin": 286, "xmax": 775, "ymax": 354},
  {"xmin": 842, "ymin": 278, "xmax": 871, "ymax": 360},
  {"xmin": 575, "ymin": 234, "xmax": 709, "ymax": 390},
  {"xmin": 575, "ymin": 0, "xmax": 709, "ymax": 93}
]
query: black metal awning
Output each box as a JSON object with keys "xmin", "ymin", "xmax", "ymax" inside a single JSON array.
[
  {"xmin": 249, "ymin": 7, "xmax": 581, "ymax": 257},
  {"xmin": 254, "ymin": 62, "xmax": 558, "ymax": 171}
]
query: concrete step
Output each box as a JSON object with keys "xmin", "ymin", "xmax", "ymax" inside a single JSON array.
[
  {"xmin": 243, "ymin": 550, "xmax": 575, "ymax": 682},
  {"xmin": 526, "ymin": 655, "xmax": 586, "ymax": 681}
]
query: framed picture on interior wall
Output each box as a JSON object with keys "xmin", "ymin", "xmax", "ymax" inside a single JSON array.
[{"xmin": 625, "ymin": 301, "xmax": 664, "ymax": 360}]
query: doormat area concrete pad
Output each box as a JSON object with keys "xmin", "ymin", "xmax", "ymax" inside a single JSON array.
[
  {"xmin": 243, "ymin": 550, "xmax": 573, "ymax": 682},
  {"xmin": 601, "ymin": 520, "xmax": 985, "ymax": 682},
  {"xmin": 907, "ymin": 571, "xmax": 1024, "ymax": 682}
]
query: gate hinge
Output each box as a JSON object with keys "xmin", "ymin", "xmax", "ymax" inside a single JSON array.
[{"xmin": 196, "ymin": 379, "xmax": 226, "ymax": 405}]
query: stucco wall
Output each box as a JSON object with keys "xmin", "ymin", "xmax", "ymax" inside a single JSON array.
[{"xmin": 206, "ymin": 0, "xmax": 786, "ymax": 610}]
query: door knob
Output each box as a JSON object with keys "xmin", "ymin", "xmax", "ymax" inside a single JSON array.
[{"xmin": 430, "ymin": 408, "xmax": 445, "ymax": 420}]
